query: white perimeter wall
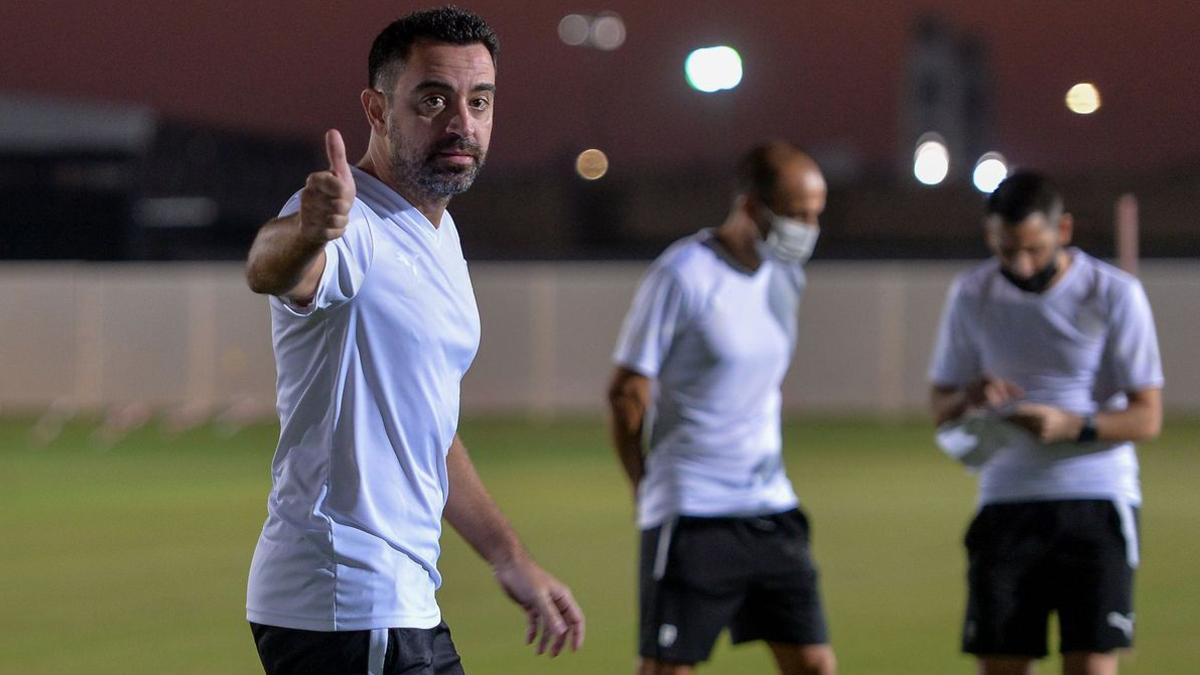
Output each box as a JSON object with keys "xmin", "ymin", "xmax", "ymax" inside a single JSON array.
[{"xmin": 1, "ymin": 260, "xmax": 1196, "ymax": 417}]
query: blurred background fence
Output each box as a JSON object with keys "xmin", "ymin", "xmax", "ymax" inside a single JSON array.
[{"xmin": 2, "ymin": 259, "xmax": 1196, "ymax": 419}]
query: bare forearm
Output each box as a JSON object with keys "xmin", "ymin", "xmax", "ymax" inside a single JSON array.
[
  {"xmin": 607, "ymin": 369, "xmax": 650, "ymax": 488},
  {"xmin": 1095, "ymin": 390, "xmax": 1162, "ymax": 442},
  {"xmin": 245, "ymin": 214, "xmax": 326, "ymax": 297},
  {"xmin": 247, "ymin": 130, "xmax": 354, "ymax": 299},
  {"xmin": 444, "ymin": 438, "xmax": 586, "ymax": 656},
  {"xmin": 443, "ymin": 435, "xmax": 525, "ymax": 567},
  {"xmin": 608, "ymin": 404, "xmax": 645, "ymax": 487},
  {"xmin": 1006, "ymin": 388, "xmax": 1162, "ymax": 444}
]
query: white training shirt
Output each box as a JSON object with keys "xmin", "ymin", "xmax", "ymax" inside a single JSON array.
[
  {"xmin": 613, "ymin": 230, "xmax": 804, "ymax": 529},
  {"xmin": 246, "ymin": 167, "xmax": 480, "ymax": 631},
  {"xmin": 928, "ymin": 249, "xmax": 1163, "ymax": 506}
]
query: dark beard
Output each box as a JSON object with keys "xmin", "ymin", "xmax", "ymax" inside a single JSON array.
[{"xmin": 389, "ymin": 132, "xmax": 486, "ymax": 199}]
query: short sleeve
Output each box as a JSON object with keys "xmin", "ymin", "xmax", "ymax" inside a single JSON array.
[
  {"xmin": 1104, "ymin": 280, "xmax": 1164, "ymax": 392},
  {"xmin": 273, "ymin": 193, "xmax": 375, "ymax": 317},
  {"xmin": 612, "ymin": 264, "xmax": 692, "ymax": 378},
  {"xmin": 928, "ymin": 278, "xmax": 981, "ymax": 387}
]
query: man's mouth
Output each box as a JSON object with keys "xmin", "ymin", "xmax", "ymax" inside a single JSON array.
[{"xmin": 434, "ymin": 151, "xmax": 477, "ymax": 166}]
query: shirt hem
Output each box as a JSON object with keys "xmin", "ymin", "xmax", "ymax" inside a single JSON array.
[
  {"xmin": 246, "ymin": 607, "xmax": 442, "ymax": 632},
  {"xmin": 638, "ymin": 498, "xmax": 800, "ymax": 530},
  {"xmin": 977, "ymin": 490, "xmax": 1141, "ymax": 508}
]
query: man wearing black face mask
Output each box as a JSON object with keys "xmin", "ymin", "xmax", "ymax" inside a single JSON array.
[{"xmin": 927, "ymin": 171, "xmax": 1164, "ymax": 675}]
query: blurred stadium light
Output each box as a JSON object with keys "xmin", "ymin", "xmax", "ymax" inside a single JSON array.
[
  {"xmin": 1066, "ymin": 82, "xmax": 1102, "ymax": 114},
  {"xmin": 684, "ymin": 46, "xmax": 743, "ymax": 93},
  {"xmin": 557, "ymin": 12, "xmax": 625, "ymax": 50},
  {"xmin": 575, "ymin": 148, "xmax": 609, "ymax": 180},
  {"xmin": 912, "ymin": 132, "xmax": 950, "ymax": 185},
  {"xmin": 590, "ymin": 13, "xmax": 626, "ymax": 50},
  {"xmin": 557, "ymin": 14, "xmax": 590, "ymax": 46},
  {"xmin": 971, "ymin": 152, "xmax": 1008, "ymax": 193}
]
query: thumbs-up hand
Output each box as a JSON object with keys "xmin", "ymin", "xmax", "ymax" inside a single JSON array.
[{"xmin": 299, "ymin": 129, "xmax": 356, "ymax": 244}]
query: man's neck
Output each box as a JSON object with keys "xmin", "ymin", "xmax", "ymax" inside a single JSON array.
[
  {"xmin": 357, "ymin": 155, "xmax": 450, "ymax": 228},
  {"xmin": 1048, "ymin": 247, "xmax": 1074, "ymax": 288},
  {"xmin": 713, "ymin": 213, "xmax": 764, "ymax": 272}
]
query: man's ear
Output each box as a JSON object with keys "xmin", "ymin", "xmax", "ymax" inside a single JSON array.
[
  {"xmin": 1057, "ymin": 212, "xmax": 1074, "ymax": 246},
  {"xmin": 733, "ymin": 193, "xmax": 752, "ymax": 216},
  {"xmin": 361, "ymin": 88, "xmax": 388, "ymax": 135},
  {"xmin": 984, "ymin": 216, "xmax": 1001, "ymax": 254}
]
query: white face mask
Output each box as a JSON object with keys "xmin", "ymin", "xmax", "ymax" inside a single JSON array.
[{"xmin": 759, "ymin": 208, "xmax": 820, "ymax": 263}]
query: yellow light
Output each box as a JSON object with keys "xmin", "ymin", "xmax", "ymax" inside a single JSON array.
[
  {"xmin": 1066, "ymin": 82, "xmax": 1101, "ymax": 115},
  {"xmin": 575, "ymin": 149, "xmax": 609, "ymax": 180}
]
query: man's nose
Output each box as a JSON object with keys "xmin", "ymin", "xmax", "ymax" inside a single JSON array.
[
  {"xmin": 444, "ymin": 98, "xmax": 474, "ymax": 138},
  {"xmin": 1010, "ymin": 252, "xmax": 1035, "ymax": 277}
]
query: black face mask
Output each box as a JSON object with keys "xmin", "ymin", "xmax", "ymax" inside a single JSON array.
[{"xmin": 1000, "ymin": 257, "xmax": 1059, "ymax": 294}]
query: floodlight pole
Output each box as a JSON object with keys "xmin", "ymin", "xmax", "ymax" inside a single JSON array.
[{"xmin": 1115, "ymin": 193, "xmax": 1139, "ymax": 276}]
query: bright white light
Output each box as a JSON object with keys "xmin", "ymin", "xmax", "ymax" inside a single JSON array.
[
  {"xmin": 558, "ymin": 14, "xmax": 590, "ymax": 46},
  {"xmin": 575, "ymin": 148, "xmax": 609, "ymax": 180},
  {"xmin": 1065, "ymin": 82, "xmax": 1101, "ymax": 114},
  {"xmin": 913, "ymin": 133, "xmax": 949, "ymax": 186},
  {"xmin": 590, "ymin": 13, "xmax": 626, "ymax": 50},
  {"xmin": 685, "ymin": 46, "xmax": 743, "ymax": 93},
  {"xmin": 972, "ymin": 152, "xmax": 1008, "ymax": 193}
]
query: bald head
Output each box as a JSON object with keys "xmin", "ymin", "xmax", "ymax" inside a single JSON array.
[{"xmin": 736, "ymin": 141, "xmax": 826, "ymax": 222}]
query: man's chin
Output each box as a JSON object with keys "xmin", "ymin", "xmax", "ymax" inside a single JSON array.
[
  {"xmin": 418, "ymin": 171, "xmax": 479, "ymax": 197},
  {"xmin": 431, "ymin": 163, "xmax": 474, "ymax": 176}
]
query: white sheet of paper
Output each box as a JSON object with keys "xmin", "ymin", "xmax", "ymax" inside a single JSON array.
[{"xmin": 935, "ymin": 408, "xmax": 1025, "ymax": 469}]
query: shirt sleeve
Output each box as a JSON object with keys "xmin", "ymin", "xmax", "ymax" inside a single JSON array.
[
  {"xmin": 928, "ymin": 277, "xmax": 981, "ymax": 387},
  {"xmin": 273, "ymin": 192, "xmax": 375, "ymax": 317},
  {"xmin": 1104, "ymin": 279, "xmax": 1165, "ymax": 392},
  {"xmin": 611, "ymin": 264, "xmax": 692, "ymax": 378}
]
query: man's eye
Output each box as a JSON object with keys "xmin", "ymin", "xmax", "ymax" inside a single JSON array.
[
  {"xmin": 470, "ymin": 97, "xmax": 491, "ymax": 110},
  {"xmin": 422, "ymin": 96, "xmax": 446, "ymax": 110}
]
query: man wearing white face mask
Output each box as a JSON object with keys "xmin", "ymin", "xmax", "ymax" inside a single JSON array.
[{"xmin": 607, "ymin": 141, "xmax": 836, "ymax": 675}]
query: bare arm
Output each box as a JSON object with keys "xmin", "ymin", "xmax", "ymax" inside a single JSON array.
[
  {"xmin": 1097, "ymin": 387, "xmax": 1164, "ymax": 441},
  {"xmin": 244, "ymin": 215, "xmax": 327, "ymax": 302},
  {"xmin": 444, "ymin": 434, "xmax": 523, "ymax": 567},
  {"xmin": 1008, "ymin": 387, "xmax": 1163, "ymax": 444},
  {"xmin": 245, "ymin": 129, "xmax": 354, "ymax": 304},
  {"xmin": 443, "ymin": 435, "xmax": 584, "ymax": 657},
  {"xmin": 606, "ymin": 367, "xmax": 652, "ymax": 493}
]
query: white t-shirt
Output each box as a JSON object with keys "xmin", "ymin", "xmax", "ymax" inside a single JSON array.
[
  {"xmin": 246, "ymin": 168, "xmax": 480, "ymax": 631},
  {"xmin": 613, "ymin": 230, "xmax": 804, "ymax": 529},
  {"xmin": 928, "ymin": 249, "xmax": 1163, "ymax": 506}
]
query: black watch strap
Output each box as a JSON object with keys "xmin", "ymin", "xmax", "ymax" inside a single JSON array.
[{"xmin": 1077, "ymin": 414, "xmax": 1098, "ymax": 443}]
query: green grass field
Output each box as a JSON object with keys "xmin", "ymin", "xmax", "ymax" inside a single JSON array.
[{"xmin": 2, "ymin": 416, "xmax": 1197, "ymax": 674}]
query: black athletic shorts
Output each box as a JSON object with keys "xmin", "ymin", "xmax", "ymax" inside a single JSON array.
[
  {"xmin": 639, "ymin": 508, "xmax": 830, "ymax": 664},
  {"xmin": 250, "ymin": 621, "xmax": 464, "ymax": 675},
  {"xmin": 963, "ymin": 499, "xmax": 1139, "ymax": 658}
]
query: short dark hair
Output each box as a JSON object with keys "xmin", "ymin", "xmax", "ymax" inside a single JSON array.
[
  {"xmin": 987, "ymin": 170, "xmax": 1064, "ymax": 224},
  {"xmin": 368, "ymin": 6, "xmax": 499, "ymax": 92},
  {"xmin": 735, "ymin": 140, "xmax": 803, "ymax": 203}
]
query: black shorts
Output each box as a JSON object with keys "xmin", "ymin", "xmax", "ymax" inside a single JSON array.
[
  {"xmin": 963, "ymin": 499, "xmax": 1139, "ymax": 658},
  {"xmin": 639, "ymin": 508, "xmax": 830, "ymax": 664},
  {"xmin": 250, "ymin": 621, "xmax": 464, "ymax": 675}
]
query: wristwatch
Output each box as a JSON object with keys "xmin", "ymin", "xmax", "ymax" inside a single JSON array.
[{"xmin": 1076, "ymin": 414, "xmax": 1098, "ymax": 443}]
